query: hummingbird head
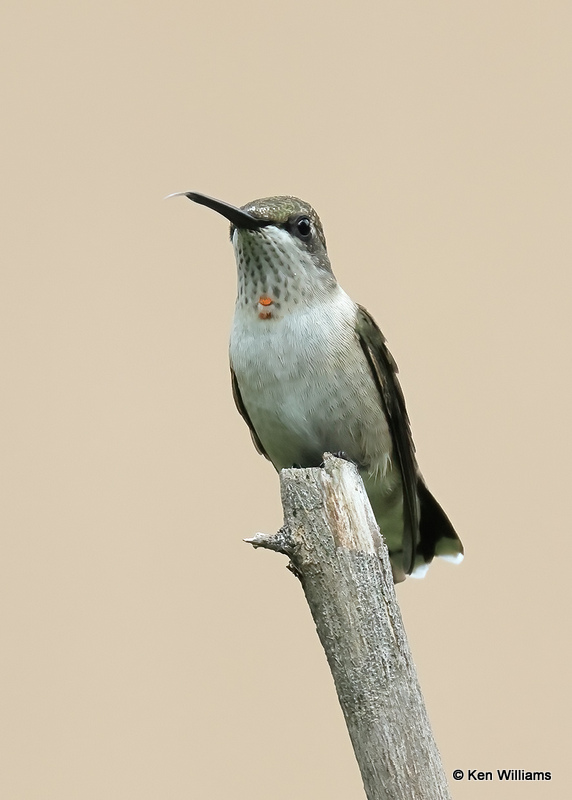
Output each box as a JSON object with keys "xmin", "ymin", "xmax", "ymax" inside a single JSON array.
[
  {"xmin": 174, "ymin": 192, "xmax": 337, "ymax": 315},
  {"xmin": 237, "ymin": 195, "xmax": 329, "ymax": 263}
]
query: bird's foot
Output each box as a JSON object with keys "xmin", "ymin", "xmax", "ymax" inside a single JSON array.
[{"xmin": 322, "ymin": 451, "xmax": 356, "ymax": 466}]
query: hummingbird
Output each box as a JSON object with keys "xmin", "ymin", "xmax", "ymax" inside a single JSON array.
[{"xmin": 172, "ymin": 191, "xmax": 463, "ymax": 582}]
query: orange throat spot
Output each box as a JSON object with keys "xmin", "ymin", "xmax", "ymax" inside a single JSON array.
[{"xmin": 257, "ymin": 295, "xmax": 274, "ymax": 320}]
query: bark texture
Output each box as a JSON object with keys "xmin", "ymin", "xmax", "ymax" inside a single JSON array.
[{"xmin": 246, "ymin": 453, "xmax": 452, "ymax": 800}]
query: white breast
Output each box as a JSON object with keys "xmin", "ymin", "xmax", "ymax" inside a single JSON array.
[{"xmin": 229, "ymin": 287, "xmax": 392, "ymax": 472}]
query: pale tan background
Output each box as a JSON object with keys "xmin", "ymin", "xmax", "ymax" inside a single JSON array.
[{"xmin": 2, "ymin": 1, "xmax": 571, "ymax": 798}]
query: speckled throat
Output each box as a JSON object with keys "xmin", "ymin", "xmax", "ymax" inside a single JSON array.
[{"xmin": 233, "ymin": 225, "xmax": 338, "ymax": 320}]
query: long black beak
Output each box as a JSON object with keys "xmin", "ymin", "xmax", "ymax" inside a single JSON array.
[{"xmin": 166, "ymin": 191, "xmax": 269, "ymax": 231}]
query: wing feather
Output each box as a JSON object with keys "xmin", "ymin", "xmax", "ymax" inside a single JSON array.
[
  {"xmin": 355, "ymin": 305, "xmax": 419, "ymax": 574},
  {"xmin": 230, "ymin": 368, "xmax": 272, "ymax": 461}
]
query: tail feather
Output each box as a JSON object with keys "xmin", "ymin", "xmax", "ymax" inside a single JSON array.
[{"xmin": 414, "ymin": 480, "xmax": 463, "ymax": 572}]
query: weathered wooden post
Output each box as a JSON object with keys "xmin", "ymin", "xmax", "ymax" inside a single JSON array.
[{"xmin": 246, "ymin": 453, "xmax": 452, "ymax": 800}]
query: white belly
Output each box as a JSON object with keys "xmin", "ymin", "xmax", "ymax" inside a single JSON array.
[{"xmin": 229, "ymin": 288, "xmax": 392, "ymax": 473}]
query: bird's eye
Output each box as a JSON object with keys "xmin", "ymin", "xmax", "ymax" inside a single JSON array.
[{"xmin": 294, "ymin": 216, "xmax": 312, "ymax": 239}]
